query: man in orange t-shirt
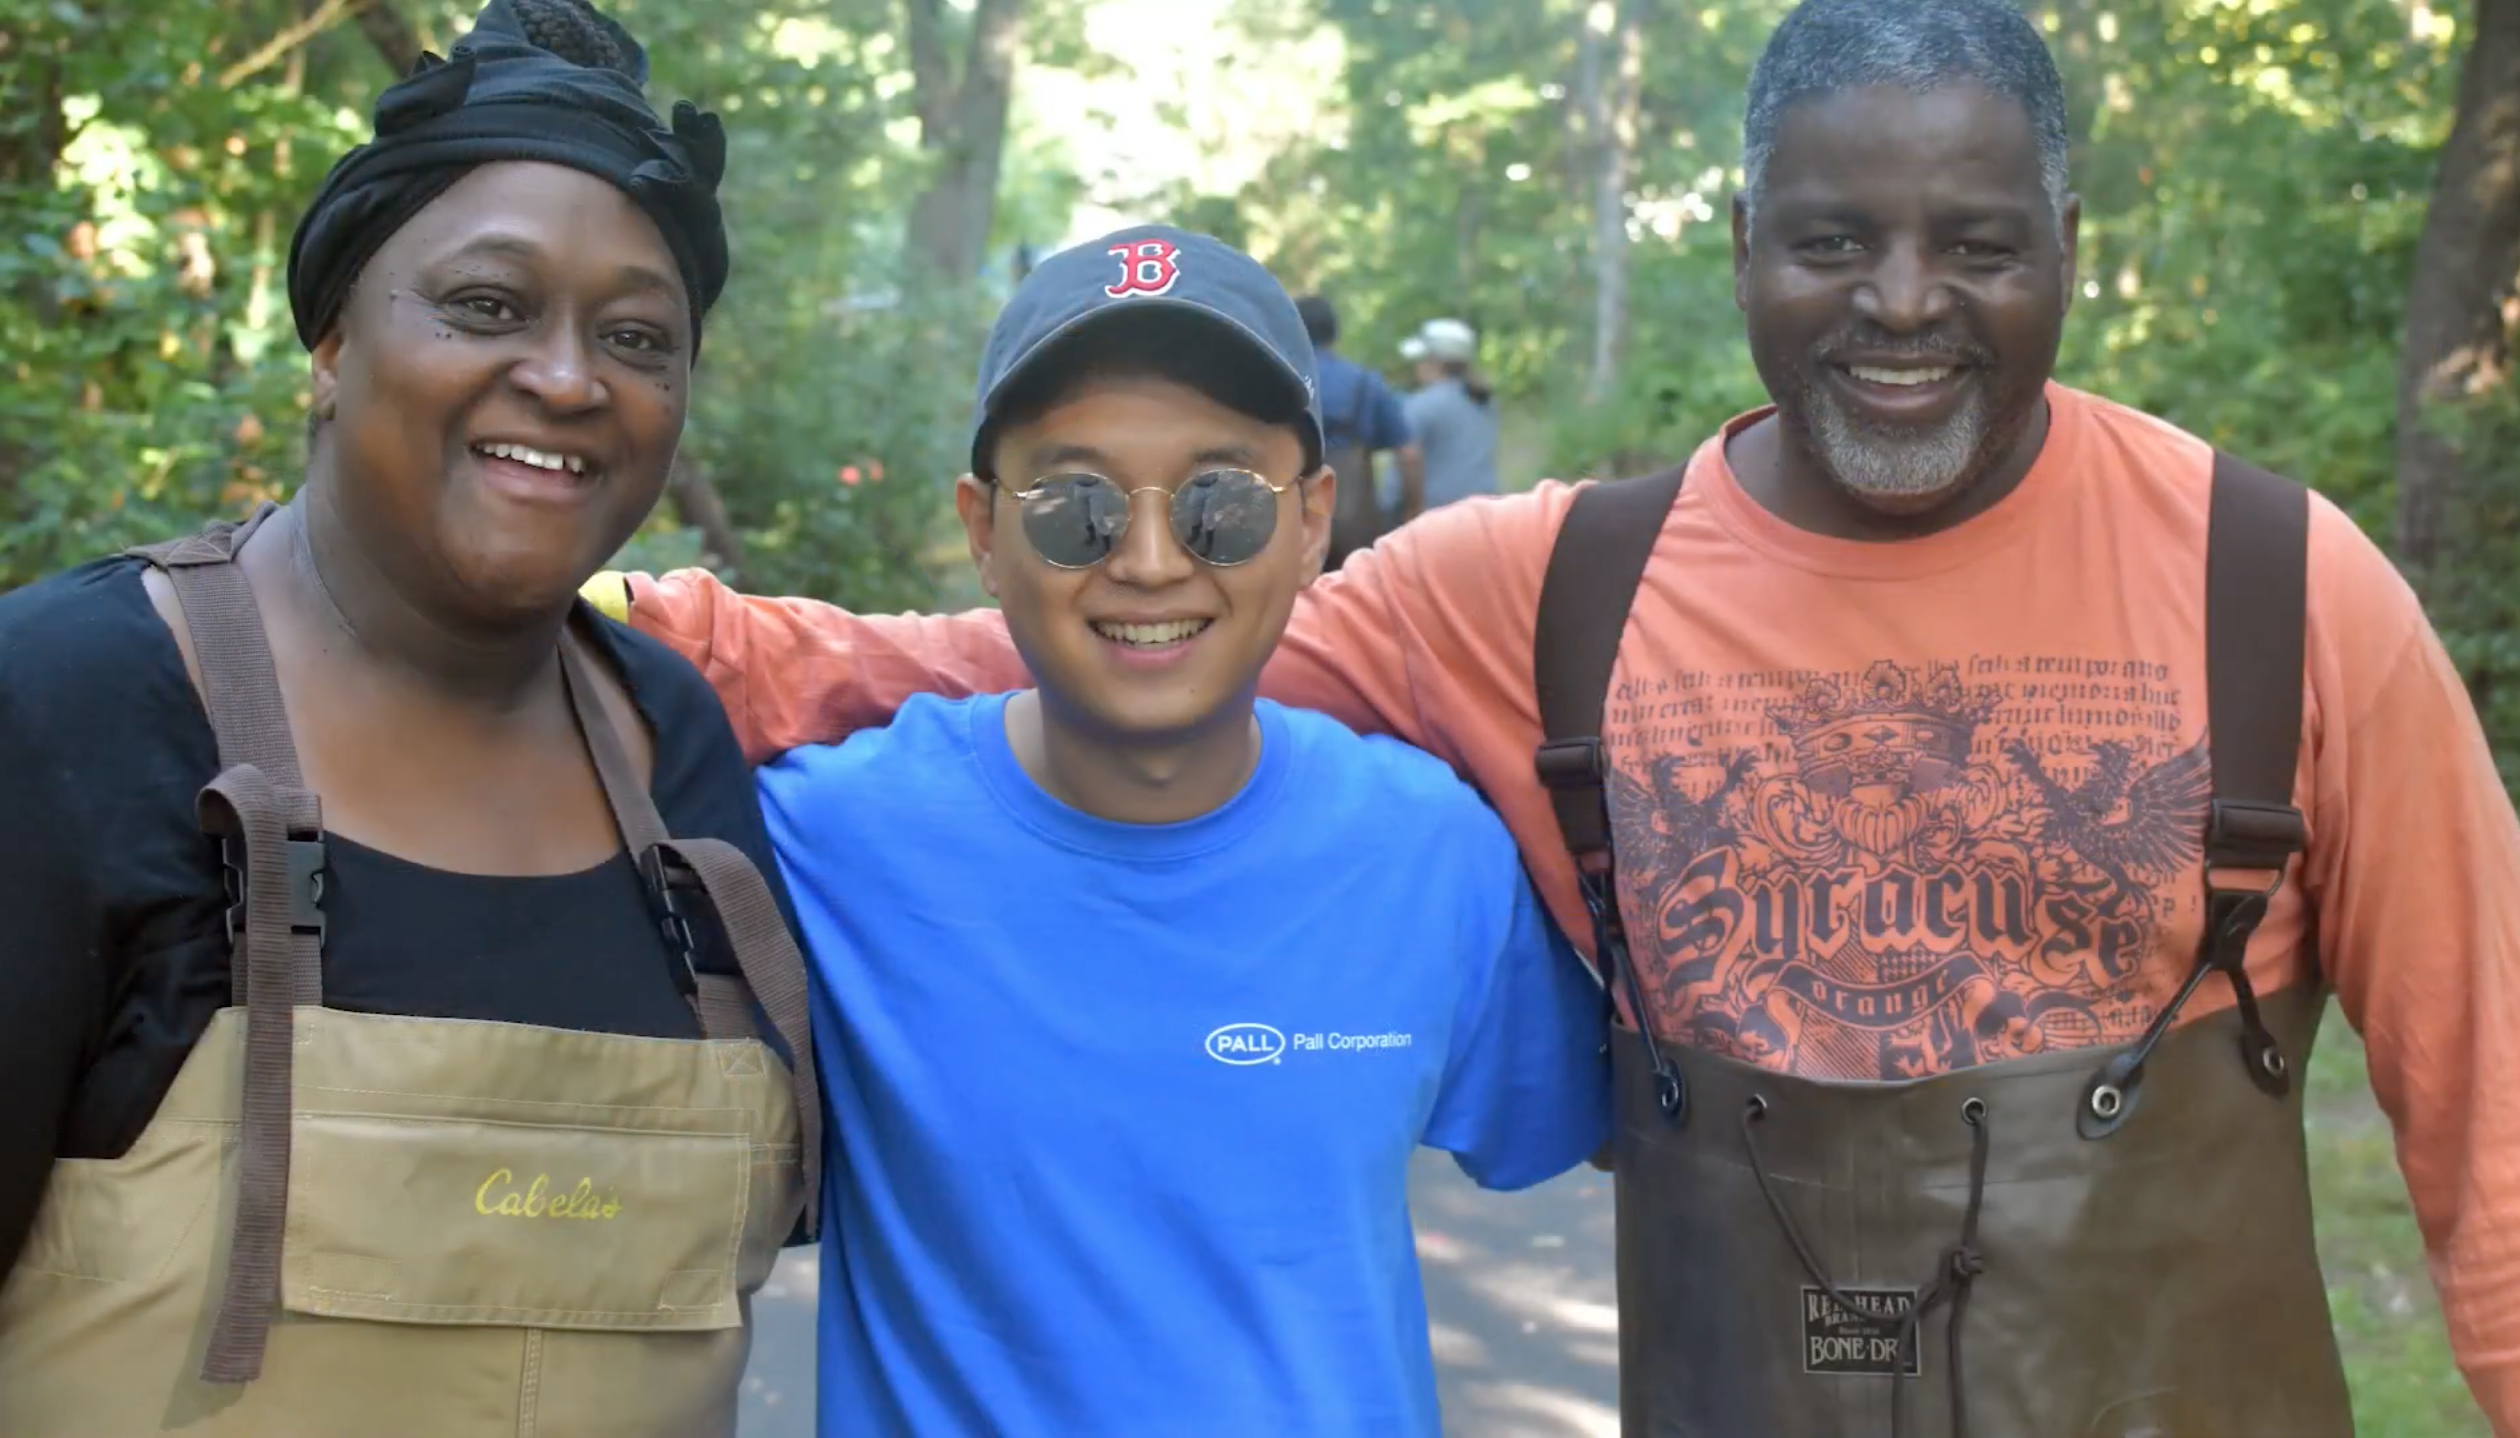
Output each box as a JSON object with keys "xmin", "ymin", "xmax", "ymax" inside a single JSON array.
[{"xmin": 589, "ymin": 1, "xmax": 2518, "ymax": 1432}]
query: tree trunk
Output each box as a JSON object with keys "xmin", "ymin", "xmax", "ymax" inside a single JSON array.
[
  {"xmin": 0, "ymin": 37, "xmax": 68, "ymax": 502},
  {"xmin": 355, "ymin": 0, "xmax": 425, "ymax": 77},
  {"xmin": 1576, "ymin": 0, "xmax": 1648, "ymax": 406},
  {"xmin": 903, "ymin": 0, "xmax": 1024, "ymax": 285},
  {"xmin": 666, "ymin": 460, "xmax": 747, "ymax": 584},
  {"xmin": 2394, "ymin": 0, "xmax": 2520, "ymax": 586}
]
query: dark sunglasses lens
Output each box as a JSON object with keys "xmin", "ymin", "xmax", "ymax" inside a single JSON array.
[
  {"xmin": 1017, "ymin": 474, "xmax": 1129, "ymax": 568},
  {"xmin": 1170, "ymin": 470, "xmax": 1281, "ymax": 566}
]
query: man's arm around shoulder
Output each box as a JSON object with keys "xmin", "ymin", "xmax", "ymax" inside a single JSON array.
[{"xmin": 584, "ymin": 566, "xmax": 1030, "ymax": 765}]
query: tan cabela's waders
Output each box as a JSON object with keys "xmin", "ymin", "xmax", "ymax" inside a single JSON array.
[
  {"xmin": 1531, "ymin": 457, "xmax": 2356, "ymax": 1437},
  {"xmin": 0, "ymin": 504, "xmax": 823, "ymax": 1437}
]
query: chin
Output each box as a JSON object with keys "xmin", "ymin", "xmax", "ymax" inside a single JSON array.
[
  {"xmin": 438, "ymin": 541, "xmax": 608, "ymax": 627},
  {"xmin": 1833, "ymin": 477, "xmax": 1975, "ymax": 518},
  {"xmin": 1074, "ymin": 690, "xmax": 1239, "ymax": 745}
]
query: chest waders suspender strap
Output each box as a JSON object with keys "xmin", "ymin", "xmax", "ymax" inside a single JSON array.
[
  {"xmin": 1533, "ymin": 467, "xmax": 1689, "ymax": 1118},
  {"xmin": 128, "ymin": 507, "xmax": 824, "ymax": 1386},
  {"xmin": 128, "ymin": 514, "xmax": 328, "ymax": 1386},
  {"xmin": 2077, "ymin": 453, "xmax": 2311, "ymax": 1137}
]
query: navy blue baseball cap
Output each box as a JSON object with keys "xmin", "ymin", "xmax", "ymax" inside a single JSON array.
[{"xmin": 968, "ymin": 224, "xmax": 1324, "ymax": 478}]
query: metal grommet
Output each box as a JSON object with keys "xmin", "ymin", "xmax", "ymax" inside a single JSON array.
[
  {"xmin": 2259, "ymin": 1045, "xmax": 2288, "ymax": 1079},
  {"xmin": 1745, "ymin": 1094, "xmax": 1770, "ymax": 1121},
  {"xmin": 2088, "ymin": 1084, "xmax": 2124, "ymax": 1121},
  {"xmin": 1960, "ymin": 1096, "xmax": 1987, "ymax": 1126}
]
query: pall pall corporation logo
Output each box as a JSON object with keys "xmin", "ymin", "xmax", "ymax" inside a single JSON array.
[{"xmin": 1205, "ymin": 1022, "xmax": 1286, "ymax": 1066}]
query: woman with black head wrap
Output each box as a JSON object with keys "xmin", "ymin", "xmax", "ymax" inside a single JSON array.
[{"xmin": 0, "ymin": 2, "xmax": 819, "ymax": 1431}]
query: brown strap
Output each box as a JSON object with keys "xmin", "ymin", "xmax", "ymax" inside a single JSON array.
[
  {"xmin": 2204, "ymin": 452, "xmax": 2311, "ymax": 867},
  {"xmin": 651, "ymin": 835, "xmax": 822, "ymax": 1234},
  {"xmin": 132, "ymin": 505, "xmax": 305, "ymax": 790},
  {"xmin": 559, "ymin": 626, "xmax": 822, "ymax": 1236},
  {"xmin": 1533, "ymin": 467, "xmax": 1688, "ymax": 863},
  {"xmin": 129, "ymin": 509, "xmax": 324, "ymax": 1384},
  {"xmin": 1532, "ymin": 467, "xmax": 1689, "ymax": 1107},
  {"xmin": 192, "ymin": 769, "xmax": 319, "ymax": 1384}
]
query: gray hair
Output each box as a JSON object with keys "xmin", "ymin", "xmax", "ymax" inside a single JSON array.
[{"xmin": 1740, "ymin": 0, "xmax": 2071, "ymax": 229}]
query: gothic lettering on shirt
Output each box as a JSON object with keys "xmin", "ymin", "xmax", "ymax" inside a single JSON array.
[{"xmin": 1604, "ymin": 656, "xmax": 2208, "ymax": 1080}]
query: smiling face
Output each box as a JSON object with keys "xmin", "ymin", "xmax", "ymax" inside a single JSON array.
[
  {"xmin": 959, "ymin": 373, "xmax": 1331, "ymax": 747},
  {"xmin": 1735, "ymin": 81, "xmax": 2077, "ymax": 517},
  {"xmin": 310, "ymin": 161, "xmax": 691, "ymax": 628}
]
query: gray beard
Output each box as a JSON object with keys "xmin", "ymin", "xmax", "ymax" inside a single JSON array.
[{"xmin": 1800, "ymin": 375, "xmax": 1995, "ymax": 503}]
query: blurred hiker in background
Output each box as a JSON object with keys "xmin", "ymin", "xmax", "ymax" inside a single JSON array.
[
  {"xmin": 1400, "ymin": 318, "xmax": 1500, "ymax": 512},
  {"xmin": 1298, "ymin": 293, "xmax": 1421, "ymax": 568}
]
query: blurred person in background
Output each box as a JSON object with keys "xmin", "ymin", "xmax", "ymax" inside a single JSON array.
[
  {"xmin": 1297, "ymin": 293, "xmax": 1422, "ymax": 568},
  {"xmin": 1400, "ymin": 318, "xmax": 1500, "ymax": 511}
]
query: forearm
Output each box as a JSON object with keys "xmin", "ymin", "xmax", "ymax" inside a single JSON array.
[
  {"xmin": 603, "ymin": 569, "xmax": 1030, "ymax": 763},
  {"xmin": 1398, "ymin": 448, "xmax": 1426, "ymax": 521},
  {"xmin": 2314, "ymin": 624, "xmax": 2520, "ymax": 1430}
]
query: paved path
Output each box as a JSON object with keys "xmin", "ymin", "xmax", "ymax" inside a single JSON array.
[{"xmin": 738, "ymin": 1151, "xmax": 1620, "ymax": 1436}]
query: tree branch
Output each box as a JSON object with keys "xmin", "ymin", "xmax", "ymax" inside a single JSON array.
[
  {"xmin": 667, "ymin": 460, "xmax": 747, "ymax": 584},
  {"xmin": 220, "ymin": 0, "xmax": 363, "ymax": 90},
  {"xmin": 905, "ymin": 0, "xmax": 952, "ymax": 138},
  {"xmin": 2394, "ymin": 0, "xmax": 2520, "ymax": 582},
  {"xmin": 356, "ymin": 0, "xmax": 424, "ymax": 77}
]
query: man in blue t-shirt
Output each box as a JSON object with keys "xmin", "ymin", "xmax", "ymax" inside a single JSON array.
[
  {"xmin": 757, "ymin": 227, "xmax": 1610, "ymax": 1437},
  {"xmin": 1297, "ymin": 293, "xmax": 1422, "ymax": 570}
]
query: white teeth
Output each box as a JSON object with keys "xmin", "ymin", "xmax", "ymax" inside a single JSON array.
[
  {"xmin": 479, "ymin": 442, "xmax": 587, "ymax": 475},
  {"xmin": 1848, "ymin": 365, "xmax": 1955, "ymax": 387},
  {"xmin": 1093, "ymin": 619, "xmax": 1209, "ymax": 647}
]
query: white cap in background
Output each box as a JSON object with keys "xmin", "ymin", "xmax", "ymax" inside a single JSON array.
[{"xmin": 1401, "ymin": 317, "xmax": 1477, "ymax": 364}]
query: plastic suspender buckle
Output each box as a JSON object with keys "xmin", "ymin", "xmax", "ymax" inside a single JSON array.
[
  {"xmin": 639, "ymin": 846, "xmax": 706, "ymax": 995},
  {"xmin": 1535, "ymin": 737, "xmax": 1608, "ymax": 793},
  {"xmin": 220, "ymin": 833, "xmax": 329, "ymax": 951},
  {"xmin": 2202, "ymin": 867, "xmax": 2292, "ymax": 1098}
]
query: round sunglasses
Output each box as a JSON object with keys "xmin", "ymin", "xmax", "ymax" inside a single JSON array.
[{"xmin": 1000, "ymin": 468, "xmax": 1303, "ymax": 570}]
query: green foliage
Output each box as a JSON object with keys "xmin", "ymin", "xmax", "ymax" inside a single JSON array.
[
  {"xmin": 0, "ymin": 0, "xmax": 369, "ymax": 580},
  {"xmin": 2046, "ymin": 0, "xmax": 2456, "ymax": 534},
  {"xmin": 0, "ymin": 0, "xmax": 1038, "ymax": 612},
  {"xmin": 2424, "ymin": 387, "xmax": 2520, "ymax": 793}
]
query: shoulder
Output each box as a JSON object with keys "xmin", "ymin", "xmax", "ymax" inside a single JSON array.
[
  {"xmin": 2054, "ymin": 387, "xmax": 2427, "ymax": 728},
  {"xmin": 0, "ymin": 557, "xmax": 208, "ymax": 770},
  {"xmin": 2048, "ymin": 384, "xmax": 2218, "ymax": 510},
  {"xmin": 1273, "ymin": 706, "xmax": 1516, "ymax": 853},
  {"xmin": 1385, "ymin": 482, "xmax": 1571, "ymax": 561},
  {"xmin": 757, "ymin": 692, "xmax": 979, "ymax": 805},
  {"xmin": 582, "ymin": 609, "xmax": 770, "ymax": 839},
  {"xmin": 590, "ymin": 609, "xmax": 741, "ymax": 750},
  {"xmin": 0, "ymin": 556, "xmax": 182, "ymax": 703}
]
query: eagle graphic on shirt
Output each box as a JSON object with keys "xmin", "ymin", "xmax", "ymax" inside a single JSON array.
[{"xmin": 1607, "ymin": 658, "xmax": 2212, "ymax": 1080}]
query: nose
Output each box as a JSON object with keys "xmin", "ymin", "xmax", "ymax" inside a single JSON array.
[
  {"xmin": 1851, "ymin": 242, "xmax": 1954, "ymax": 333},
  {"xmin": 1099, "ymin": 485, "xmax": 1197, "ymax": 587},
  {"xmin": 507, "ymin": 323, "xmax": 606, "ymax": 414}
]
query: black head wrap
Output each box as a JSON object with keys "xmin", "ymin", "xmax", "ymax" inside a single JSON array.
[{"xmin": 286, "ymin": 0, "xmax": 728, "ymax": 352}]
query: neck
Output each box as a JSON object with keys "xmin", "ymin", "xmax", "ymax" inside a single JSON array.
[
  {"xmin": 1005, "ymin": 689, "xmax": 1263, "ymax": 826},
  {"xmin": 1730, "ymin": 396, "xmax": 2051, "ymax": 542},
  {"xmin": 244, "ymin": 481, "xmax": 565, "ymax": 711}
]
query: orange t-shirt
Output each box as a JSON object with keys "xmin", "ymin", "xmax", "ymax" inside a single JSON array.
[{"xmin": 617, "ymin": 383, "xmax": 2520, "ymax": 1425}]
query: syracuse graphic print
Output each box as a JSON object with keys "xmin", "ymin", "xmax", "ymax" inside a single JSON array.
[{"xmin": 1605, "ymin": 654, "xmax": 2215, "ymax": 1080}]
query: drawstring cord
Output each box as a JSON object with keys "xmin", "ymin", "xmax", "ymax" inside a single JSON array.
[{"xmin": 1740, "ymin": 1095, "xmax": 1992, "ymax": 1438}]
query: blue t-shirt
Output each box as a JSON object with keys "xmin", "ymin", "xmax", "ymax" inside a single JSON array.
[
  {"xmin": 1317, "ymin": 351, "xmax": 1414, "ymax": 452},
  {"xmin": 758, "ymin": 694, "xmax": 1610, "ymax": 1438}
]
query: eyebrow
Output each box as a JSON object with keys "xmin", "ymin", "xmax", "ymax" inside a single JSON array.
[
  {"xmin": 1023, "ymin": 441, "xmax": 1267, "ymax": 473},
  {"xmin": 440, "ymin": 233, "xmax": 683, "ymax": 297}
]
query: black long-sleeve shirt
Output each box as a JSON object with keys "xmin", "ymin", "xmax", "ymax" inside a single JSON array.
[{"xmin": 0, "ymin": 556, "xmax": 801, "ymax": 1279}]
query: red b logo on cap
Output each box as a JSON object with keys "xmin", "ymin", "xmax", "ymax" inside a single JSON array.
[{"xmin": 1106, "ymin": 239, "xmax": 1181, "ymax": 298}]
